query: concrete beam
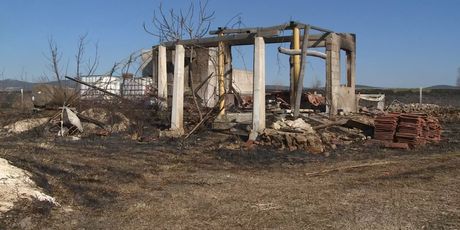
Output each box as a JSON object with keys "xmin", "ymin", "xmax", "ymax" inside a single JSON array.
[
  {"xmin": 252, "ymin": 37, "xmax": 266, "ymax": 133},
  {"xmin": 159, "ymin": 34, "xmax": 328, "ymax": 48},
  {"xmin": 157, "ymin": 45, "xmax": 168, "ymax": 105},
  {"xmin": 171, "ymin": 45, "xmax": 185, "ymax": 134}
]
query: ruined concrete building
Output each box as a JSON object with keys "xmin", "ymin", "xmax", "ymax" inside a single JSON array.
[{"xmin": 147, "ymin": 21, "xmax": 357, "ymax": 135}]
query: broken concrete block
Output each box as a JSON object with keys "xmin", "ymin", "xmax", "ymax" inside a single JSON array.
[
  {"xmin": 284, "ymin": 118, "xmax": 314, "ymax": 133},
  {"xmin": 294, "ymin": 134, "xmax": 308, "ymax": 144},
  {"xmin": 271, "ymin": 122, "xmax": 281, "ymax": 130},
  {"xmin": 248, "ymin": 130, "xmax": 259, "ymax": 141}
]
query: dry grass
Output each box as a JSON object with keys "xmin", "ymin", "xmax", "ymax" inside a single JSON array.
[{"xmin": 0, "ymin": 134, "xmax": 458, "ymax": 229}]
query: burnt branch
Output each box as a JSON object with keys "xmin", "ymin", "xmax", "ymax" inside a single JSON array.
[
  {"xmin": 144, "ymin": 0, "xmax": 215, "ymax": 42},
  {"xmin": 46, "ymin": 37, "xmax": 62, "ymax": 87}
]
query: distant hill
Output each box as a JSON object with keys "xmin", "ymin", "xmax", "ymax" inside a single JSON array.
[
  {"xmin": 0, "ymin": 79, "xmax": 35, "ymax": 91},
  {"xmin": 425, "ymin": 85, "xmax": 459, "ymax": 89},
  {"xmin": 356, "ymin": 84, "xmax": 381, "ymax": 89},
  {"xmin": 266, "ymin": 85, "xmax": 289, "ymax": 91},
  {"xmin": 2, "ymin": 79, "xmax": 458, "ymax": 92},
  {"xmin": 0, "ymin": 79, "xmax": 77, "ymax": 91}
]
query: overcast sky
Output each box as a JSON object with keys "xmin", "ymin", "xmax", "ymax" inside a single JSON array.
[{"xmin": 1, "ymin": 0, "xmax": 459, "ymax": 87}]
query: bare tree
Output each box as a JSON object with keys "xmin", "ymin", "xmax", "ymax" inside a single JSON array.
[
  {"xmin": 46, "ymin": 37, "xmax": 63, "ymax": 88},
  {"xmin": 45, "ymin": 35, "xmax": 99, "ymax": 105},
  {"xmin": 143, "ymin": 0, "xmax": 215, "ymax": 42},
  {"xmin": 0, "ymin": 68, "xmax": 4, "ymax": 90},
  {"xmin": 457, "ymin": 67, "xmax": 460, "ymax": 87},
  {"xmin": 144, "ymin": 0, "xmax": 216, "ymax": 120},
  {"xmin": 76, "ymin": 33, "xmax": 99, "ymax": 80}
]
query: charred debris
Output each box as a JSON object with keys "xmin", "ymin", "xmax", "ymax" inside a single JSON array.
[{"xmin": 3, "ymin": 21, "xmax": 450, "ymax": 155}]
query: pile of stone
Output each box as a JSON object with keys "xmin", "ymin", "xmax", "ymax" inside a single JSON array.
[
  {"xmin": 387, "ymin": 102, "xmax": 441, "ymax": 114},
  {"xmin": 386, "ymin": 101, "xmax": 460, "ymax": 123},
  {"xmin": 260, "ymin": 118, "xmax": 324, "ymax": 154},
  {"xmin": 80, "ymin": 107, "xmax": 131, "ymax": 134}
]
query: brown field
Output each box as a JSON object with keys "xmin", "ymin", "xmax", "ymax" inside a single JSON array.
[{"xmin": 0, "ymin": 90, "xmax": 459, "ymax": 229}]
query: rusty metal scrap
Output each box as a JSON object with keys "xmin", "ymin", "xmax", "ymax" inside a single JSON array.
[{"xmin": 306, "ymin": 93, "xmax": 325, "ymax": 107}]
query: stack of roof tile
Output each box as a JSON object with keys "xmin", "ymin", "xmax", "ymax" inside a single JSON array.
[
  {"xmin": 425, "ymin": 116, "xmax": 442, "ymax": 142},
  {"xmin": 374, "ymin": 113, "xmax": 400, "ymax": 141},
  {"xmin": 395, "ymin": 114, "xmax": 426, "ymax": 146},
  {"xmin": 373, "ymin": 113, "xmax": 442, "ymax": 149}
]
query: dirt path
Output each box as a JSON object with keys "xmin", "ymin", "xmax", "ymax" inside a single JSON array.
[{"xmin": 0, "ymin": 134, "xmax": 459, "ymax": 229}]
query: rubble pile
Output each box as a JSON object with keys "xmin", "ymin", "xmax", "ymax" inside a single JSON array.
[
  {"xmin": 80, "ymin": 107, "xmax": 131, "ymax": 134},
  {"xmin": 259, "ymin": 115, "xmax": 372, "ymax": 154},
  {"xmin": 373, "ymin": 113, "xmax": 442, "ymax": 148},
  {"xmin": 0, "ymin": 158, "xmax": 59, "ymax": 214},
  {"xmin": 3, "ymin": 117, "xmax": 49, "ymax": 134},
  {"xmin": 387, "ymin": 102, "xmax": 441, "ymax": 114},
  {"xmin": 260, "ymin": 118, "xmax": 324, "ymax": 154}
]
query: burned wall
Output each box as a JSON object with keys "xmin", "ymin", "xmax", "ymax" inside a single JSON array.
[{"xmin": 326, "ymin": 33, "xmax": 357, "ymax": 114}]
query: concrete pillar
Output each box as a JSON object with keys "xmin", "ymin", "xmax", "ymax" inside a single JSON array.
[
  {"xmin": 348, "ymin": 48, "xmax": 357, "ymax": 112},
  {"xmin": 157, "ymin": 45, "xmax": 168, "ymax": 104},
  {"xmin": 171, "ymin": 45, "xmax": 185, "ymax": 134},
  {"xmin": 224, "ymin": 45, "xmax": 233, "ymax": 94},
  {"xmin": 203, "ymin": 47, "xmax": 218, "ymax": 108},
  {"xmin": 349, "ymin": 35, "xmax": 357, "ymax": 89},
  {"xmin": 326, "ymin": 33, "xmax": 357, "ymax": 115},
  {"xmin": 326, "ymin": 34, "xmax": 341, "ymax": 115},
  {"xmin": 252, "ymin": 37, "xmax": 266, "ymax": 132}
]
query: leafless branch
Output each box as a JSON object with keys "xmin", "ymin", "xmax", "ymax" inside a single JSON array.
[
  {"xmin": 86, "ymin": 42, "xmax": 99, "ymax": 77},
  {"xmin": 144, "ymin": 0, "xmax": 215, "ymax": 42},
  {"xmin": 75, "ymin": 34, "xmax": 99, "ymax": 80},
  {"xmin": 47, "ymin": 37, "xmax": 62, "ymax": 88},
  {"xmin": 457, "ymin": 67, "xmax": 460, "ymax": 87},
  {"xmin": 76, "ymin": 33, "xmax": 88, "ymax": 79}
]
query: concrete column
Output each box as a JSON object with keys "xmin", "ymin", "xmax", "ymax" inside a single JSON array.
[
  {"xmin": 157, "ymin": 45, "xmax": 168, "ymax": 105},
  {"xmin": 171, "ymin": 45, "xmax": 185, "ymax": 134},
  {"xmin": 348, "ymin": 49, "xmax": 357, "ymax": 112},
  {"xmin": 224, "ymin": 45, "xmax": 233, "ymax": 94},
  {"xmin": 252, "ymin": 37, "xmax": 266, "ymax": 132},
  {"xmin": 326, "ymin": 34, "xmax": 341, "ymax": 115}
]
